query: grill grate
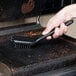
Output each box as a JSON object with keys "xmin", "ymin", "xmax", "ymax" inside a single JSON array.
[
  {"xmin": 0, "ymin": 35, "xmax": 76, "ymax": 76},
  {"xmin": 0, "ymin": 36, "xmax": 76, "ymax": 67}
]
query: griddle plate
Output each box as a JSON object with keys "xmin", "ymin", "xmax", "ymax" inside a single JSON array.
[{"xmin": 0, "ymin": 37, "xmax": 76, "ymax": 67}]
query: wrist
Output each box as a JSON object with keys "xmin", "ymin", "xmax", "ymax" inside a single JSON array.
[{"xmin": 64, "ymin": 4, "xmax": 76, "ymax": 19}]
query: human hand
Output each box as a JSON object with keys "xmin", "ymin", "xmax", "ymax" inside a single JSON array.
[{"xmin": 42, "ymin": 5, "xmax": 74, "ymax": 40}]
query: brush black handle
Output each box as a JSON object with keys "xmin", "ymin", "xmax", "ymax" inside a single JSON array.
[
  {"xmin": 65, "ymin": 19, "xmax": 73, "ymax": 26},
  {"xmin": 36, "ymin": 19, "xmax": 73, "ymax": 42}
]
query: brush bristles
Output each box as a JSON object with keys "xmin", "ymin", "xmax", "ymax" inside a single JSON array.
[
  {"xmin": 9, "ymin": 39, "xmax": 32, "ymax": 49},
  {"xmin": 9, "ymin": 41, "xmax": 31, "ymax": 49},
  {"xmin": 14, "ymin": 43, "xmax": 31, "ymax": 48}
]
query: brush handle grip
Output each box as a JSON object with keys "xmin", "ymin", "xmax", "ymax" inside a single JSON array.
[
  {"xmin": 64, "ymin": 19, "xmax": 73, "ymax": 26},
  {"xmin": 36, "ymin": 19, "xmax": 73, "ymax": 42}
]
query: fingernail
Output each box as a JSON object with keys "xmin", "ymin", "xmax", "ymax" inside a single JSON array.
[
  {"xmin": 46, "ymin": 36, "xmax": 52, "ymax": 40},
  {"xmin": 42, "ymin": 31, "xmax": 47, "ymax": 35}
]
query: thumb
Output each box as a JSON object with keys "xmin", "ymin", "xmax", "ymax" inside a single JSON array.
[
  {"xmin": 42, "ymin": 23, "xmax": 56, "ymax": 35},
  {"xmin": 42, "ymin": 27, "xmax": 51, "ymax": 35}
]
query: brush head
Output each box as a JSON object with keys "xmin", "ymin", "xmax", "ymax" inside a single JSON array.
[{"xmin": 9, "ymin": 36, "xmax": 38, "ymax": 49}]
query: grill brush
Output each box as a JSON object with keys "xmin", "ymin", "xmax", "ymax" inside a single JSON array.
[{"xmin": 10, "ymin": 19, "xmax": 73, "ymax": 48}]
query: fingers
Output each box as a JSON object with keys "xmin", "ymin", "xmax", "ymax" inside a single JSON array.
[
  {"xmin": 42, "ymin": 21, "xmax": 55, "ymax": 35},
  {"xmin": 53, "ymin": 23, "xmax": 69, "ymax": 38},
  {"xmin": 42, "ymin": 23, "xmax": 69, "ymax": 40},
  {"xmin": 42, "ymin": 22, "xmax": 55, "ymax": 40},
  {"xmin": 53, "ymin": 27, "xmax": 60, "ymax": 38},
  {"xmin": 60, "ymin": 23, "xmax": 69, "ymax": 34},
  {"xmin": 46, "ymin": 36, "xmax": 52, "ymax": 40},
  {"xmin": 42, "ymin": 5, "xmax": 73, "ymax": 40}
]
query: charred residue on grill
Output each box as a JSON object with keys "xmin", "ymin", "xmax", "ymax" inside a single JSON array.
[
  {"xmin": 0, "ymin": 30, "xmax": 76, "ymax": 68},
  {"xmin": 0, "ymin": 37, "xmax": 76, "ymax": 67}
]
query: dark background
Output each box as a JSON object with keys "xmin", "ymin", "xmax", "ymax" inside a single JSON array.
[{"xmin": 0, "ymin": 0, "xmax": 76, "ymax": 22}]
